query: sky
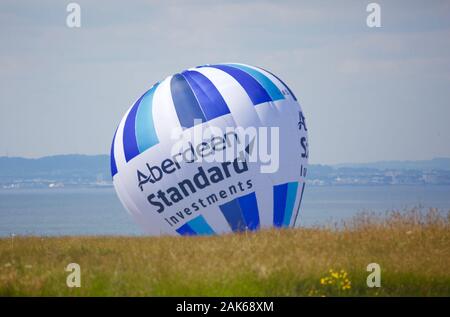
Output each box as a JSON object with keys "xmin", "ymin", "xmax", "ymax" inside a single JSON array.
[{"xmin": 0, "ymin": 0, "xmax": 449, "ymax": 164}]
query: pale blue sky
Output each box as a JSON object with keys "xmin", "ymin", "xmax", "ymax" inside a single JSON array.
[{"xmin": 1, "ymin": 0, "xmax": 449, "ymax": 164}]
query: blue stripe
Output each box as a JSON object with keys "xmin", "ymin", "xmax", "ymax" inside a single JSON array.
[
  {"xmin": 170, "ymin": 74, "xmax": 206, "ymax": 128},
  {"xmin": 110, "ymin": 128, "xmax": 118, "ymax": 177},
  {"xmin": 220, "ymin": 199, "xmax": 247, "ymax": 232},
  {"xmin": 209, "ymin": 64, "xmax": 272, "ymax": 105},
  {"xmin": 259, "ymin": 66, "xmax": 297, "ymax": 101},
  {"xmin": 293, "ymin": 182, "xmax": 306, "ymax": 226},
  {"xmin": 237, "ymin": 192, "xmax": 260, "ymax": 231},
  {"xmin": 135, "ymin": 83, "xmax": 159, "ymax": 153},
  {"xmin": 273, "ymin": 183, "xmax": 288, "ymax": 227},
  {"xmin": 282, "ymin": 182, "xmax": 298, "ymax": 227},
  {"xmin": 181, "ymin": 70, "xmax": 230, "ymax": 120},
  {"xmin": 176, "ymin": 223, "xmax": 197, "ymax": 236},
  {"xmin": 188, "ymin": 215, "xmax": 215, "ymax": 235},
  {"xmin": 227, "ymin": 64, "xmax": 285, "ymax": 101},
  {"xmin": 123, "ymin": 94, "xmax": 145, "ymax": 162}
]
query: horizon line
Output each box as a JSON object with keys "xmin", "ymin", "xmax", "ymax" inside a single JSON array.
[{"xmin": 1, "ymin": 153, "xmax": 449, "ymax": 167}]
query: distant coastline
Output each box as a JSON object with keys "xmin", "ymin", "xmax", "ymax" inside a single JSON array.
[{"xmin": 1, "ymin": 155, "xmax": 450, "ymax": 189}]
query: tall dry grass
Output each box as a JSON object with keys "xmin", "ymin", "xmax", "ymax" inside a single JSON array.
[{"xmin": 0, "ymin": 208, "xmax": 449, "ymax": 296}]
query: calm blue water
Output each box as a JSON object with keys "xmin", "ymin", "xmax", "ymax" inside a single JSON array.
[{"xmin": 0, "ymin": 185, "xmax": 449, "ymax": 236}]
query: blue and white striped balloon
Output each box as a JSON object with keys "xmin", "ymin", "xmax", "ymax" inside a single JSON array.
[{"xmin": 111, "ymin": 63, "xmax": 308, "ymax": 236}]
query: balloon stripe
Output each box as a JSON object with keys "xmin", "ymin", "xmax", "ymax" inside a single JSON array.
[
  {"xmin": 135, "ymin": 83, "xmax": 160, "ymax": 153},
  {"xmin": 150, "ymin": 76, "xmax": 181, "ymax": 143},
  {"xmin": 188, "ymin": 215, "xmax": 216, "ymax": 235},
  {"xmin": 176, "ymin": 222, "xmax": 197, "ymax": 236},
  {"xmin": 170, "ymin": 74, "xmax": 206, "ymax": 128},
  {"xmin": 113, "ymin": 104, "xmax": 134, "ymax": 175},
  {"xmin": 181, "ymin": 70, "xmax": 230, "ymax": 120},
  {"xmin": 193, "ymin": 66, "xmax": 261, "ymax": 128},
  {"xmin": 259, "ymin": 66, "xmax": 298, "ymax": 101},
  {"xmin": 293, "ymin": 182, "xmax": 306, "ymax": 227},
  {"xmin": 226, "ymin": 64, "xmax": 285, "ymax": 101},
  {"xmin": 209, "ymin": 64, "xmax": 272, "ymax": 105},
  {"xmin": 282, "ymin": 182, "xmax": 299, "ymax": 226},
  {"xmin": 219, "ymin": 198, "xmax": 247, "ymax": 232},
  {"xmin": 110, "ymin": 127, "xmax": 118, "ymax": 177},
  {"xmin": 123, "ymin": 94, "xmax": 145, "ymax": 162},
  {"xmin": 237, "ymin": 192, "xmax": 260, "ymax": 231},
  {"xmin": 273, "ymin": 183, "xmax": 288, "ymax": 227}
]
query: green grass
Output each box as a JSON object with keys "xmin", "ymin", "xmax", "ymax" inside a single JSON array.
[{"xmin": 0, "ymin": 209, "xmax": 449, "ymax": 296}]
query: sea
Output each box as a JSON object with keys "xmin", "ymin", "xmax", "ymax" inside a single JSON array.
[{"xmin": 0, "ymin": 185, "xmax": 449, "ymax": 237}]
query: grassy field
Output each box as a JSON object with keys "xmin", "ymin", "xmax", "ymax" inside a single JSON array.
[{"xmin": 0, "ymin": 209, "xmax": 449, "ymax": 296}]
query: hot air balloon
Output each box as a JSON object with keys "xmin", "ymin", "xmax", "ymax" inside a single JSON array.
[{"xmin": 111, "ymin": 63, "xmax": 308, "ymax": 235}]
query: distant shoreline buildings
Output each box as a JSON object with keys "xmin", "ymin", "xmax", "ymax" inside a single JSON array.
[
  {"xmin": 306, "ymin": 168, "xmax": 450, "ymax": 186},
  {"xmin": 1, "ymin": 155, "xmax": 450, "ymax": 189}
]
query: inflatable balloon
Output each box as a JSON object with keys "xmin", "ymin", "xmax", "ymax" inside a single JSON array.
[{"xmin": 111, "ymin": 63, "xmax": 308, "ymax": 235}]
